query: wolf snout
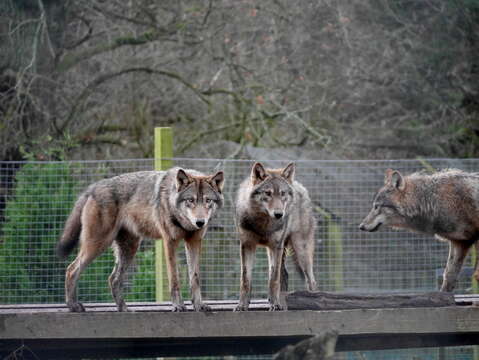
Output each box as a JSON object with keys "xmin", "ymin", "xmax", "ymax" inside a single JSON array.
[
  {"xmin": 195, "ymin": 219, "xmax": 206, "ymax": 228},
  {"xmin": 273, "ymin": 211, "xmax": 284, "ymax": 219},
  {"xmin": 359, "ymin": 222, "xmax": 381, "ymax": 232}
]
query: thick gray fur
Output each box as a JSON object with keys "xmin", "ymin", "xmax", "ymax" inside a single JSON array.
[
  {"xmin": 235, "ymin": 162, "xmax": 317, "ymax": 311},
  {"xmin": 359, "ymin": 168, "xmax": 479, "ymax": 292},
  {"xmin": 58, "ymin": 167, "xmax": 224, "ymax": 313}
]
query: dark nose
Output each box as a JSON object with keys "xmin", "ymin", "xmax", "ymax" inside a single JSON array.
[
  {"xmin": 196, "ymin": 219, "xmax": 205, "ymax": 228},
  {"xmin": 359, "ymin": 224, "xmax": 366, "ymax": 231},
  {"xmin": 274, "ymin": 211, "xmax": 283, "ymax": 219}
]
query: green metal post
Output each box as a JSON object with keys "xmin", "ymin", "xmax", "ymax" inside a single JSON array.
[
  {"xmin": 328, "ymin": 220, "xmax": 344, "ymax": 291},
  {"xmin": 154, "ymin": 127, "xmax": 173, "ymax": 302}
]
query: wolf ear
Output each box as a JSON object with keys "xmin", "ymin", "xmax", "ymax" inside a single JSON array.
[
  {"xmin": 176, "ymin": 169, "xmax": 191, "ymax": 192},
  {"xmin": 281, "ymin": 162, "xmax": 295, "ymax": 184},
  {"xmin": 251, "ymin": 162, "xmax": 267, "ymax": 185},
  {"xmin": 209, "ymin": 171, "xmax": 224, "ymax": 193},
  {"xmin": 385, "ymin": 169, "xmax": 405, "ymax": 191}
]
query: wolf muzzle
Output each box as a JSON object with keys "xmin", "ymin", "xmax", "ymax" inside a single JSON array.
[{"xmin": 359, "ymin": 222, "xmax": 381, "ymax": 232}]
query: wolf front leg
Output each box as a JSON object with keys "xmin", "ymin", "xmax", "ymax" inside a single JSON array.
[
  {"xmin": 234, "ymin": 242, "xmax": 256, "ymax": 311},
  {"xmin": 267, "ymin": 245, "xmax": 285, "ymax": 311},
  {"xmin": 163, "ymin": 236, "xmax": 186, "ymax": 311},
  {"xmin": 441, "ymin": 240, "xmax": 470, "ymax": 292},
  {"xmin": 185, "ymin": 232, "xmax": 211, "ymax": 312}
]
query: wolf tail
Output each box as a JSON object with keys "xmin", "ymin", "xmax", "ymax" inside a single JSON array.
[{"xmin": 57, "ymin": 194, "xmax": 88, "ymax": 259}]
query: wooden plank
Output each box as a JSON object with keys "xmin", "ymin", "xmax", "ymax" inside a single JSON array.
[{"xmin": 0, "ymin": 300, "xmax": 270, "ymax": 314}]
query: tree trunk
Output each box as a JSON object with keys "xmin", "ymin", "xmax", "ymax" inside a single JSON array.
[
  {"xmin": 273, "ymin": 331, "xmax": 338, "ymax": 360},
  {"xmin": 286, "ymin": 291, "xmax": 456, "ymax": 311}
]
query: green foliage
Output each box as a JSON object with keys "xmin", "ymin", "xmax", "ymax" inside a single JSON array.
[
  {"xmin": 19, "ymin": 134, "xmax": 79, "ymax": 162},
  {"xmin": 0, "ymin": 162, "xmax": 113, "ymax": 304}
]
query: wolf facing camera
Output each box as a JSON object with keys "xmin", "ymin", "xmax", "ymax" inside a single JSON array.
[
  {"xmin": 57, "ymin": 167, "xmax": 224, "ymax": 312},
  {"xmin": 359, "ymin": 168, "xmax": 479, "ymax": 292},
  {"xmin": 235, "ymin": 162, "xmax": 317, "ymax": 311}
]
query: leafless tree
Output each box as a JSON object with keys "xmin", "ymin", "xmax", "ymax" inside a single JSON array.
[{"xmin": 1, "ymin": 0, "xmax": 478, "ymax": 160}]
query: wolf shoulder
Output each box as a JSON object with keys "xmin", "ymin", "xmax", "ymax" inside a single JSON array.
[
  {"xmin": 291, "ymin": 179, "xmax": 312, "ymax": 205},
  {"xmin": 289, "ymin": 179, "xmax": 315, "ymax": 221}
]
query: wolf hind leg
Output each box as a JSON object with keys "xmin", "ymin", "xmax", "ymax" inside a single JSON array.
[
  {"xmin": 65, "ymin": 198, "xmax": 117, "ymax": 312},
  {"xmin": 65, "ymin": 255, "xmax": 88, "ymax": 312},
  {"xmin": 109, "ymin": 229, "xmax": 140, "ymax": 312},
  {"xmin": 441, "ymin": 240, "xmax": 471, "ymax": 292},
  {"xmin": 65, "ymin": 234, "xmax": 114, "ymax": 312},
  {"xmin": 291, "ymin": 232, "xmax": 317, "ymax": 292}
]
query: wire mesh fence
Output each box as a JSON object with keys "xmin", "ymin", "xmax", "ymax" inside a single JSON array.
[{"xmin": 0, "ymin": 157, "xmax": 477, "ymax": 305}]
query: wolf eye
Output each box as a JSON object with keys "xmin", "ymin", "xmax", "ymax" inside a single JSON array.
[
  {"xmin": 205, "ymin": 198, "xmax": 213, "ymax": 204},
  {"xmin": 186, "ymin": 198, "xmax": 195, "ymax": 204},
  {"xmin": 280, "ymin": 190, "xmax": 286, "ymax": 196},
  {"xmin": 264, "ymin": 191, "xmax": 272, "ymax": 197}
]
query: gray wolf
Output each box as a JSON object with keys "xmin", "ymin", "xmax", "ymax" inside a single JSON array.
[
  {"xmin": 57, "ymin": 167, "xmax": 224, "ymax": 312},
  {"xmin": 359, "ymin": 168, "xmax": 479, "ymax": 292},
  {"xmin": 234, "ymin": 162, "xmax": 317, "ymax": 311}
]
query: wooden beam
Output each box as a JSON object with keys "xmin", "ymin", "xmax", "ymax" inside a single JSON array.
[
  {"xmin": 286, "ymin": 291, "xmax": 456, "ymax": 310},
  {"xmin": 1, "ymin": 305, "xmax": 479, "ymax": 358},
  {"xmin": 1, "ymin": 296, "xmax": 478, "ymax": 358},
  {"xmin": 4, "ymin": 306, "xmax": 478, "ymax": 340}
]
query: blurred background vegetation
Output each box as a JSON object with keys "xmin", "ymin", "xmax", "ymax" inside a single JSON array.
[{"xmin": 1, "ymin": 0, "xmax": 478, "ymax": 161}]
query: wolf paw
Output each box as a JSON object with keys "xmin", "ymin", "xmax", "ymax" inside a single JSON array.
[
  {"xmin": 268, "ymin": 303, "xmax": 284, "ymax": 311},
  {"xmin": 68, "ymin": 302, "xmax": 86, "ymax": 312},
  {"xmin": 172, "ymin": 303, "xmax": 187, "ymax": 312},
  {"xmin": 117, "ymin": 302, "xmax": 131, "ymax": 312},
  {"xmin": 233, "ymin": 303, "xmax": 249, "ymax": 312},
  {"xmin": 194, "ymin": 303, "xmax": 212, "ymax": 312}
]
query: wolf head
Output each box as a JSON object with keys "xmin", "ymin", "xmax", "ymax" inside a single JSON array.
[
  {"xmin": 359, "ymin": 169, "xmax": 408, "ymax": 232},
  {"xmin": 174, "ymin": 168, "xmax": 224, "ymax": 231},
  {"xmin": 248, "ymin": 162, "xmax": 295, "ymax": 220}
]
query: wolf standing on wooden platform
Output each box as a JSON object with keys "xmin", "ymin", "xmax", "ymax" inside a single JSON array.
[
  {"xmin": 235, "ymin": 162, "xmax": 317, "ymax": 311},
  {"xmin": 57, "ymin": 167, "xmax": 224, "ymax": 312},
  {"xmin": 359, "ymin": 168, "xmax": 479, "ymax": 292}
]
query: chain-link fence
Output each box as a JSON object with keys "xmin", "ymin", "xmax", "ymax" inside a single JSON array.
[{"xmin": 0, "ymin": 158, "xmax": 477, "ymax": 305}]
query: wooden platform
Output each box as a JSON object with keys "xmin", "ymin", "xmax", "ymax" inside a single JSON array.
[{"xmin": 0, "ymin": 295, "xmax": 478, "ymax": 359}]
